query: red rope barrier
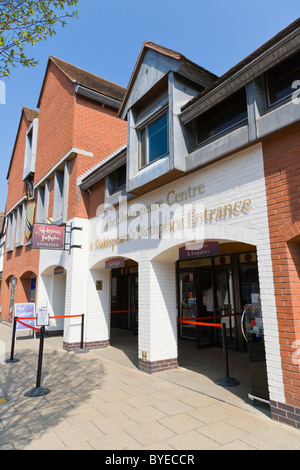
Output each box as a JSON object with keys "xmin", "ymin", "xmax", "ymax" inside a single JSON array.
[
  {"xmin": 16, "ymin": 315, "xmax": 83, "ymax": 320},
  {"xmin": 16, "ymin": 318, "xmax": 40, "ymax": 332},
  {"xmin": 177, "ymin": 318, "xmax": 222, "ymax": 328}
]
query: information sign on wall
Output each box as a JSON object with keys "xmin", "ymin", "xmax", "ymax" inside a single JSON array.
[
  {"xmin": 31, "ymin": 224, "xmax": 65, "ymax": 250},
  {"xmin": 179, "ymin": 242, "xmax": 219, "ymax": 259}
]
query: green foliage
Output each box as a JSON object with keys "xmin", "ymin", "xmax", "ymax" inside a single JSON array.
[{"xmin": 0, "ymin": 0, "xmax": 78, "ymax": 77}]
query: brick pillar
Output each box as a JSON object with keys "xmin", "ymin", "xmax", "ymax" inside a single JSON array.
[
  {"xmin": 263, "ymin": 123, "xmax": 300, "ymax": 427},
  {"xmin": 138, "ymin": 258, "xmax": 178, "ymax": 373}
]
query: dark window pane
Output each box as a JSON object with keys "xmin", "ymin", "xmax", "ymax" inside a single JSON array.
[
  {"xmin": 196, "ymin": 89, "xmax": 247, "ymax": 145},
  {"xmin": 148, "ymin": 113, "xmax": 168, "ymax": 163},
  {"xmin": 109, "ymin": 164, "xmax": 126, "ymax": 194},
  {"xmin": 267, "ymin": 51, "xmax": 300, "ymax": 105}
]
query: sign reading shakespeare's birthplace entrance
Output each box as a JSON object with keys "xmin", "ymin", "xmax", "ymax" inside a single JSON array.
[{"xmin": 31, "ymin": 224, "xmax": 65, "ymax": 250}]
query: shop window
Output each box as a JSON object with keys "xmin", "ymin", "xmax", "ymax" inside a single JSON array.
[
  {"xmin": 139, "ymin": 111, "xmax": 168, "ymax": 168},
  {"xmin": 266, "ymin": 51, "xmax": 300, "ymax": 106},
  {"xmin": 195, "ymin": 89, "xmax": 248, "ymax": 145}
]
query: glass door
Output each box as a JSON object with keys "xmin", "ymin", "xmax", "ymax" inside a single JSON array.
[
  {"xmin": 179, "ymin": 272, "xmax": 197, "ymax": 339},
  {"xmin": 128, "ymin": 273, "xmax": 138, "ymax": 332},
  {"xmin": 195, "ymin": 269, "xmax": 216, "ymax": 346},
  {"xmin": 215, "ymin": 267, "xmax": 236, "ymax": 348}
]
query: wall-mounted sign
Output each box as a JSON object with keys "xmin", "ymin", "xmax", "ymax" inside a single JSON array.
[
  {"xmin": 31, "ymin": 224, "xmax": 65, "ymax": 250},
  {"xmin": 96, "ymin": 280, "xmax": 103, "ymax": 291},
  {"xmin": 105, "ymin": 258, "xmax": 125, "ymax": 269},
  {"xmin": 179, "ymin": 242, "xmax": 219, "ymax": 260}
]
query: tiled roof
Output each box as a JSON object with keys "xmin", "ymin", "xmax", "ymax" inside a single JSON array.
[{"xmin": 48, "ymin": 56, "xmax": 126, "ymax": 102}]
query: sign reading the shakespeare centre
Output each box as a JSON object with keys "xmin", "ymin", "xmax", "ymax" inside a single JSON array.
[{"xmin": 31, "ymin": 224, "xmax": 65, "ymax": 250}]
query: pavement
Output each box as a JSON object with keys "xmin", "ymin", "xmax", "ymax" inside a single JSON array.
[{"xmin": 1, "ymin": 321, "xmax": 300, "ymax": 451}]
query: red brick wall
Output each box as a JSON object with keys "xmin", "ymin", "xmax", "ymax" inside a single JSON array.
[
  {"xmin": 74, "ymin": 95, "xmax": 127, "ymax": 160},
  {"xmin": 1, "ymin": 245, "xmax": 39, "ymax": 322},
  {"xmin": 88, "ymin": 179, "xmax": 105, "ymax": 219},
  {"xmin": 6, "ymin": 115, "xmax": 30, "ymax": 211},
  {"xmin": 263, "ymin": 121, "xmax": 300, "ymax": 407},
  {"xmin": 34, "ymin": 61, "xmax": 75, "ymax": 185}
]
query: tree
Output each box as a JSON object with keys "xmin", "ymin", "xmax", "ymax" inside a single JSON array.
[{"xmin": 0, "ymin": 0, "xmax": 78, "ymax": 78}]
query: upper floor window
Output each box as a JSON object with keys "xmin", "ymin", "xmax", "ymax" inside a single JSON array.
[
  {"xmin": 266, "ymin": 51, "xmax": 300, "ymax": 106},
  {"xmin": 23, "ymin": 118, "xmax": 38, "ymax": 181},
  {"xmin": 195, "ymin": 89, "xmax": 248, "ymax": 146},
  {"xmin": 139, "ymin": 111, "xmax": 168, "ymax": 169},
  {"xmin": 107, "ymin": 164, "xmax": 126, "ymax": 196}
]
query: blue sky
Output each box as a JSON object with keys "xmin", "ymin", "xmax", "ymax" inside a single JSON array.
[{"xmin": 0, "ymin": 0, "xmax": 298, "ymax": 212}]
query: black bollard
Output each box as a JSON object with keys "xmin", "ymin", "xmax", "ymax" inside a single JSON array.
[
  {"xmin": 5, "ymin": 316, "xmax": 20, "ymax": 363},
  {"xmin": 217, "ymin": 323, "xmax": 240, "ymax": 387},
  {"xmin": 24, "ymin": 325, "xmax": 50, "ymax": 397},
  {"xmin": 74, "ymin": 314, "xmax": 89, "ymax": 354}
]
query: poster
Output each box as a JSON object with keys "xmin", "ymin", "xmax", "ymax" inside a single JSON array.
[{"xmin": 14, "ymin": 303, "xmax": 36, "ymax": 331}]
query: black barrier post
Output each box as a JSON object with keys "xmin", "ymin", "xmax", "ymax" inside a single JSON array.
[
  {"xmin": 24, "ymin": 325, "xmax": 51, "ymax": 397},
  {"xmin": 217, "ymin": 323, "xmax": 240, "ymax": 387},
  {"xmin": 74, "ymin": 314, "xmax": 89, "ymax": 354},
  {"xmin": 5, "ymin": 316, "xmax": 20, "ymax": 364}
]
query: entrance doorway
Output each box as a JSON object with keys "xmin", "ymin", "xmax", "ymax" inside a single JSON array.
[
  {"xmin": 177, "ymin": 247, "xmax": 260, "ymax": 350},
  {"xmin": 111, "ymin": 263, "xmax": 138, "ymax": 333}
]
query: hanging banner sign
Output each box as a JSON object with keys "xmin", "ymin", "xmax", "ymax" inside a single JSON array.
[
  {"xmin": 31, "ymin": 224, "xmax": 65, "ymax": 250},
  {"xmin": 14, "ymin": 303, "xmax": 36, "ymax": 331},
  {"xmin": 179, "ymin": 241, "xmax": 219, "ymax": 259},
  {"xmin": 105, "ymin": 258, "xmax": 125, "ymax": 269}
]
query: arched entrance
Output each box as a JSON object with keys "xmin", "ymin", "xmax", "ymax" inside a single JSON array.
[
  {"xmin": 89, "ymin": 256, "xmax": 139, "ymax": 365},
  {"xmin": 149, "ymin": 234, "xmax": 267, "ymax": 403},
  {"xmin": 38, "ymin": 265, "xmax": 66, "ymax": 335},
  {"xmin": 20, "ymin": 271, "xmax": 37, "ymax": 304}
]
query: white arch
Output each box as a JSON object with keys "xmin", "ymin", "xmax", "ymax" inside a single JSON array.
[{"xmin": 151, "ymin": 224, "xmax": 260, "ymax": 262}]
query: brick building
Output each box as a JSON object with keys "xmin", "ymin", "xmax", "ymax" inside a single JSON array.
[
  {"xmin": 1, "ymin": 18, "xmax": 300, "ymax": 429},
  {"xmin": 1, "ymin": 56, "xmax": 126, "ymax": 325}
]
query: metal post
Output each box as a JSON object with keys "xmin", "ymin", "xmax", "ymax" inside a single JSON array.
[
  {"xmin": 24, "ymin": 325, "xmax": 50, "ymax": 397},
  {"xmin": 74, "ymin": 314, "xmax": 89, "ymax": 354},
  {"xmin": 217, "ymin": 323, "xmax": 240, "ymax": 387},
  {"xmin": 5, "ymin": 316, "xmax": 20, "ymax": 363}
]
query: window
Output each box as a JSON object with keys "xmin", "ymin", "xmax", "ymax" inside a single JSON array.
[
  {"xmin": 139, "ymin": 112, "xmax": 168, "ymax": 168},
  {"xmin": 107, "ymin": 165, "xmax": 126, "ymax": 195},
  {"xmin": 195, "ymin": 89, "xmax": 248, "ymax": 145},
  {"xmin": 52, "ymin": 162, "xmax": 69, "ymax": 224},
  {"xmin": 266, "ymin": 51, "xmax": 300, "ymax": 105},
  {"xmin": 23, "ymin": 119, "xmax": 38, "ymax": 181},
  {"xmin": 15, "ymin": 204, "xmax": 25, "ymax": 247},
  {"xmin": 6, "ymin": 211, "xmax": 16, "ymax": 252}
]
